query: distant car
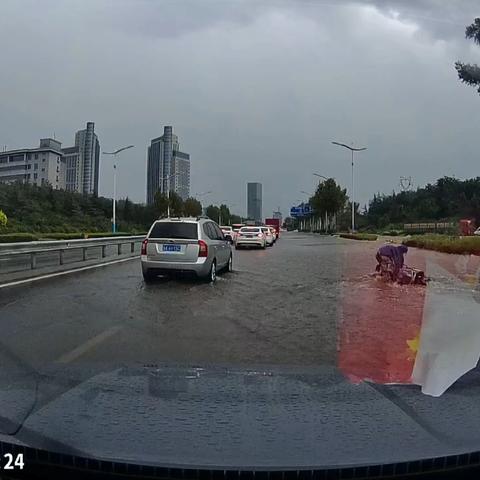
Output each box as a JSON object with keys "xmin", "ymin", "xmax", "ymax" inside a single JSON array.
[
  {"xmin": 261, "ymin": 226, "xmax": 275, "ymax": 247},
  {"xmin": 474, "ymin": 227, "xmax": 480, "ymax": 236},
  {"xmin": 267, "ymin": 226, "xmax": 277, "ymax": 242},
  {"xmin": 235, "ymin": 226, "xmax": 266, "ymax": 249},
  {"xmin": 220, "ymin": 225, "xmax": 235, "ymax": 243},
  {"xmin": 141, "ymin": 217, "xmax": 233, "ymax": 282}
]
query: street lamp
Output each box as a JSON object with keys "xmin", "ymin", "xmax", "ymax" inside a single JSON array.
[
  {"xmin": 102, "ymin": 145, "xmax": 134, "ymax": 233},
  {"xmin": 313, "ymin": 173, "xmax": 329, "ymax": 181},
  {"xmin": 331, "ymin": 141, "xmax": 367, "ymax": 232}
]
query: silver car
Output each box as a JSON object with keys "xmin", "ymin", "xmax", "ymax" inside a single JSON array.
[{"xmin": 141, "ymin": 217, "xmax": 233, "ymax": 282}]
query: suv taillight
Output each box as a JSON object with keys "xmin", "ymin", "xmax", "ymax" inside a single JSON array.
[
  {"xmin": 141, "ymin": 239, "xmax": 148, "ymax": 255},
  {"xmin": 198, "ymin": 240, "xmax": 208, "ymax": 257}
]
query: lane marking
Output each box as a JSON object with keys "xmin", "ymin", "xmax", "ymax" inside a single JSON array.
[
  {"xmin": 0, "ymin": 255, "xmax": 139, "ymax": 289},
  {"xmin": 56, "ymin": 325, "xmax": 123, "ymax": 364}
]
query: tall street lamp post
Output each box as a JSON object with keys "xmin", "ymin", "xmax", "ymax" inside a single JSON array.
[
  {"xmin": 331, "ymin": 141, "xmax": 367, "ymax": 232},
  {"xmin": 102, "ymin": 145, "xmax": 134, "ymax": 233}
]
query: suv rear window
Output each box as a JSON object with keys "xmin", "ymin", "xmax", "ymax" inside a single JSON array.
[
  {"xmin": 149, "ymin": 222, "xmax": 198, "ymax": 239},
  {"xmin": 240, "ymin": 227, "xmax": 260, "ymax": 233}
]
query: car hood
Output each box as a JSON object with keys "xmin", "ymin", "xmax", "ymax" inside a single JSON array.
[{"xmin": 2, "ymin": 364, "xmax": 480, "ymax": 469}]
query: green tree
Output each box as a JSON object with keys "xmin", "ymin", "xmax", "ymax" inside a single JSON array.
[
  {"xmin": 183, "ymin": 197, "xmax": 202, "ymax": 217},
  {"xmin": 169, "ymin": 191, "xmax": 184, "ymax": 217},
  {"xmin": 230, "ymin": 214, "xmax": 242, "ymax": 224},
  {"xmin": 123, "ymin": 197, "xmax": 132, "ymax": 221},
  {"xmin": 455, "ymin": 18, "xmax": 480, "ymax": 94},
  {"xmin": 154, "ymin": 191, "xmax": 169, "ymax": 218},
  {"xmin": 310, "ymin": 178, "xmax": 347, "ymax": 232},
  {"xmin": 205, "ymin": 204, "xmax": 220, "ymax": 223},
  {"xmin": 0, "ymin": 209, "xmax": 7, "ymax": 229},
  {"xmin": 219, "ymin": 204, "xmax": 231, "ymax": 225}
]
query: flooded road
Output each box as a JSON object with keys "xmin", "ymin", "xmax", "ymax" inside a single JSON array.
[
  {"xmin": 0, "ymin": 232, "xmax": 343, "ymax": 368},
  {"xmin": 0, "ymin": 232, "xmax": 477, "ymax": 374},
  {"xmin": 0, "ymin": 233, "xmax": 480, "ymax": 394},
  {"xmin": 1, "ymin": 233, "xmax": 480, "ymax": 468}
]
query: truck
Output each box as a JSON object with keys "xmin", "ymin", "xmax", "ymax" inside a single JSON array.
[{"xmin": 265, "ymin": 218, "xmax": 281, "ymax": 239}]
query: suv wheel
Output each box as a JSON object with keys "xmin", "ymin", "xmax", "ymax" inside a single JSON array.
[
  {"xmin": 208, "ymin": 260, "xmax": 217, "ymax": 283},
  {"xmin": 227, "ymin": 254, "xmax": 233, "ymax": 272}
]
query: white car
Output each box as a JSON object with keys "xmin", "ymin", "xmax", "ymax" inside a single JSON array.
[
  {"xmin": 474, "ymin": 227, "xmax": 480, "ymax": 236},
  {"xmin": 261, "ymin": 226, "xmax": 275, "ymax": 247},
  {"xmin": 235, "ymin": 227, "xmax": 266, "ymax": 249},
  {"xmin": 220, "ymin": 225, "xmax": 236, "ymax": 243},
  {"xmin": 267, "ymin": 226, "xmax": 278, "ymax": 242}
]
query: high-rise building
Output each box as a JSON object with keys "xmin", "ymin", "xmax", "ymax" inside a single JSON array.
[
  {"xmin": 0, "ymin": 139, "xmax": 65, "ymax": 189},
  {"xmin": 171, "ymin": 151, "xmax": 191, "ymax": 200},
  {"xmin": 62, "ymin": 146, "xmax": 80, "ymax": 192},
  {"xmin": 76, "ymin": 122, "xmax": 100, "ymax": 195},
  {"xmin": 146, "ymin": 126, "xmax": 190, "ymax": 204},
  {"xmin": 62, "ymin": 122, "xmax": 100, "ymax": 195},
  {"xmin": 247, "ymin": 182, "xmax": 262, "ymax": 222}
]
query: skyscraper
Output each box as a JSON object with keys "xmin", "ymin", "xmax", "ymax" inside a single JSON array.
[
  {"xmin": 62, "ymin": 122, "xmax": 100, "ymax": 195},
  {"xmin": 146, "ymin": 126, "xmax": 190, "ymax": 204},
  {"xmin": 247, "ymin": 182, "xmax": 262, "ymax": 222}
]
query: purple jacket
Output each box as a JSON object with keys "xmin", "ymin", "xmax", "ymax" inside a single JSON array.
[{"xmin": 377, "ymin": 244, "xmax": 408, "ymax": 269}]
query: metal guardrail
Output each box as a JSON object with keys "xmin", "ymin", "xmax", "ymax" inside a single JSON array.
[{"xmin": 0, "ymin": 236, "xmax": 145, "ymax": 271}]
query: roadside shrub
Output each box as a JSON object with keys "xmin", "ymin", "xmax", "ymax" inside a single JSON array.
[
  {"xmin": 41, "ymin": 232, "xmax": 85, "ymax": 240},
  {"xmin": 0, "ymin": 233, "xmax": 38, "ymax": 243},
  {"xmin": 403, "ymin": 235, "xmax": 480, "ymax": 255},
  {"xmin": 339, "ymin": 233, "xmax": 378, "ymax": 241},
  {"xmin": 86, "ymin": 232, "xmax": 140, "ymax": 238}
]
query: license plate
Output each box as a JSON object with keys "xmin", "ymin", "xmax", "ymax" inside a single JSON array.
[{"xmin": 162, "ymin": 244, "xmax": 182, "ymax": 253}]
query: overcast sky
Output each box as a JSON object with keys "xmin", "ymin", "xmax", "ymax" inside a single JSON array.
[{"xmin": 1, "ymin": 0, "xmax": 479, "ymax": 218}]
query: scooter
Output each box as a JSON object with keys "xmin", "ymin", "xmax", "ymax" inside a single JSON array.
[{"xmin": 375, "ymin": 258, "xmax": 428, "ymax": 285}]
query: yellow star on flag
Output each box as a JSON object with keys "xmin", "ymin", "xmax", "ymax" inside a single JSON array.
[{"xmin": 406, "ymin": 334, "xmax": 420, "ymax": 360}]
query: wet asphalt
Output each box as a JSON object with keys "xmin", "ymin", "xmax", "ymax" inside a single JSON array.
[{"xmin": 0, "ymin": 232, "xmax": 345, "ymax": 371}]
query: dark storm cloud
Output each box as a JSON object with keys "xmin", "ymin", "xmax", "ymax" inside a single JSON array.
[
  {"xmin": 104, "ymin": 0, "xmax": 478, "ymax": 42},
  {"xmin": 1, "ymin": 0, "xmax": 479, "ymax": 217},
  {"xmin": 354, "ymin": 0, "xmax": 478, "ymax": 40}
]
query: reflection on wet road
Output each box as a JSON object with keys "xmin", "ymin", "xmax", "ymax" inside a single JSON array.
[
  {"xmin": 0, "ymin": 233, "xmax": 343, "ymax": 371},
  {"xmin": 1, "ymin": 232, "xmax": 480, "ymax": 466},
  {"xmin": 0, "ymin": 230, "xmax": 478, "ymax": 428}
]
